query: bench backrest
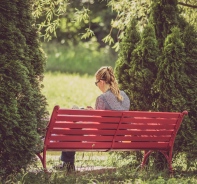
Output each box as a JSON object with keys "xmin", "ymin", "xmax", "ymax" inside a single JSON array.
[{"xmin": 44, "ymin": 105, "xmax": 187, "ymax": 151}]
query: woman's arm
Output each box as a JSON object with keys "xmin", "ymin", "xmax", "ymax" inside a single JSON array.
[{"xmin": 95, "ymin": 95, "xmax": 106, "ymax": 110}]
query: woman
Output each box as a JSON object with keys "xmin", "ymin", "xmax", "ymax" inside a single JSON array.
[
  {"xmin": 59, "ymin": 66, "xmax": 130, "ymax": 172},
  {"xmin": 94, "ymin": 66, "xmax": 130, "ymax": 110}
]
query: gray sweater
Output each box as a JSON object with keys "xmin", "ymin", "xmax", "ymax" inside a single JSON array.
[{"xmin": 95, "ymin": 89, "xmax": 130, "ymax": 111}]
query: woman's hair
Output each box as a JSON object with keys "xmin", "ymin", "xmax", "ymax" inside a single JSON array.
[{"xmin": 95, "ymin": 66, "xmax": 123, "ymax": 101}]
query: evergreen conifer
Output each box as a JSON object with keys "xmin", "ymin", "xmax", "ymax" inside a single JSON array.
[
  {"xmin": 151, "ymin": 0, "xmax": 179, "ymax": 48},
  {"xmin": 128, "ymin": 23, "xmax": 159, "ymax": 110},
  {"xmin": 0, "ymin": 0, "xmax": 48, "ymax": 177},
  {"xmin": 174, "ymin": 22, "xmax": 197, "ymax": 168},
  {"xmin": 115, "ymin": 19, "xmax": 140, "ymax": 97},
  {"xmin": 153, "ymin": 27, "xmax": 186, "ymax": 112}
]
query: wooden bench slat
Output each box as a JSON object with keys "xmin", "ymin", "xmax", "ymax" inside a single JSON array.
[
  {"xmin": 58, "ymin": 109, "xmax": 123, "ymax": 116},
  {"xmin": 53, "ymin": 122, "xmax": 176, "ymax": 129},
  {"xmin": 57, "ymin": 109, "xmax": 181, "ymax": 118},
  {"xmin": 56, "ymin": 116, "xmax": 121, "ymax": 122},
  {"xmin": 52, "ymin": 124, "xmax": 177, "ymax": 130},
  {"xmin": 122, "ymin": 111, "xmax": 181, "ymax": 118},
  {"xmin": 46, "ymin": 142, "xmax": 169, "ymax": 150},
  {"xmin": 56, "ymin": 116, "xmax": 178, "ymax": 124},
  {"xmin": 49, "ymin": 129, "xmax": 174, "ymax": 135},
  {"xmin": 114, "ymin": 142, "xmax": 169, "ymax": 149},
  {"xmin": 48, "ymin": 135, "xmax": 171, "ymax": 142},
  {"xmin": 117, "ymin": 118, "xmax": 178, "ymax": 124}
]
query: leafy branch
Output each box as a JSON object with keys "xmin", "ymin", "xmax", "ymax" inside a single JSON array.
[
  {"xmin": 33, "ymin": 0, "xmax": 69, "ymax": 41},
  {"xmin": 178, "ymin": 2, "xmax": 197, "ymax": 8},
  {"xmin": 81, "ymin": 28, "xmax": 95, "ymax": 39}
]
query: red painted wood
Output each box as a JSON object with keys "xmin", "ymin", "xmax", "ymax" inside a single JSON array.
[
  {"xmin": 46, "ymin": 141, "xmax": 168, "ymax": 150},
  {"xmin": 48, "ymin": 135, "xmax": 171, "ymax": 142},
  {"xmin": 49, "ymin": 129, "xmax": 174, "ymax": 136},
  {"xmin": 56, "ymin": 116, "xmax": 121, "ymax": 122},
  {"xmin": 53, "ymin": 122, "xmax": 176, "ymax": 129}
]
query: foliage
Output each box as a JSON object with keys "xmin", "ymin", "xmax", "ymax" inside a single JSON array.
[
  {"xmin": 152, "ymin": 26, "xmax": 186, "ymax": 111},
  {"xmin": 128, "ymin": 22, "xmax": 159, "ymax": 111},
  {"xmin": 34, "ymin": 0, "xmax": 117, "ymax": 47},
  {"xmin": 174, "ymin": 21, "xmax": 197, "ymax": 169},
  {"xmin": 33, "ymin": 0, "xmax": 69, "ymax": 41},
  {"xmin": 33, "ymin": 0, "xmax": 197, "ymax": 49},
  {"xmin": 150, "ymin": 0, "xmax": 179, "ymax": 48},
  {"xmin": 152, "ymin": 2, "xmax": 197, "ymax": 168},
  {"xmin": 178, "ymin": 0, "xmax": 197, "ymax": 30},
  {"xmin": 114, "ymin": 18, "xmax": 140, "ymax": 97},
  {"xmin": 115, "ymin": 18, "xmax": 159, "ymax": 110},
  {"xmin": 0, "ymin": 0, "xmax": 48, "ymax": 178}
]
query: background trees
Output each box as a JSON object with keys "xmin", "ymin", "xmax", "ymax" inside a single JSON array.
[
  {"xmin": 34, "ymin": 0, "xmax": 117, "ymax": 47},
  {"xmin": 33, "ymin": 0, "xmax": 197, "ymax": 47}
]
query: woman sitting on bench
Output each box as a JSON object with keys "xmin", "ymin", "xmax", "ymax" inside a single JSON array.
[{"xmin": 58, "ymin": 66, "xmax": 130, "ymax": 172}]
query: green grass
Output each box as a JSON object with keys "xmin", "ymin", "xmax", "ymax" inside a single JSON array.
[{"xmin": 9, "ymin": 159, "xmax": 197, "ymax": 184}]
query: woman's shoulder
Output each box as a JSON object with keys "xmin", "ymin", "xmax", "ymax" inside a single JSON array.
[
  {"xmin": 120, "ymin": 90, "xmax": 130, "ymax": 100},
  {"xmin": 103, "ymin": 89, "xmax": 115, "ymax": 97},
  {"xmin": 96, "ymin": 93, "xmax": 105, "ymax": 101},
  {"xmin": 120, "ymin": 90, "xmax": 127, "ymax": 96}
]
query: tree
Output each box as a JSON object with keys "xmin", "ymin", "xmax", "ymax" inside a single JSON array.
[
  {"xmin": 150, "ymin": 0, "xmax": 179, "ymax": 48},
  {"xmin": 34, "ymin": 0, "xmax": 117, "ymax": 47},
  {"xmin": 174, "ymin": 21, "xmax": 197, "ymax": 169},
  {"xmin": 114, "ymin": 19, "xmax": 140, "ymax": 97},
  {"xmin": 153, "ymin": 26, "xmax": 186, "ymax": 112},
  {"xmin": 0, "ymin": 0, "xmax": 48, "ymax": 178},
  {"xmin": 151, "ymin": 1, "xmax": 197, "ymax": 168},
  {"xmin": 128, "ymin": 23, "xmax": 159, "ymax": 111},
  {"xmin": 33, "ymin": 0, "xmax": 197, "ymax": 43}
]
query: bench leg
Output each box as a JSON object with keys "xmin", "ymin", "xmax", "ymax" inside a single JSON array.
[
  {"xmin": 36, "ymin": 147, "xmax": 47, "ymax": 172},
  {"xmin": 42, "ymin": 148, "xmax": 47, "ymax": 171},
  {"xmin": 160, "ymin": 151, "xmax": 173, "ymax": 174},
  {"xmin": 141, "ymin": 150, "xmax": 152, "ymax": 169},
  {"xmin": 36, "ymin": 152, "xmax": 44, "ymax": 167},
  {"xmin": 141, "ymin": 150, "xmax": 173, "ymax": 174}
]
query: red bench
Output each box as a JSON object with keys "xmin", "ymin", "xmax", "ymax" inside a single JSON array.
[{"xmin": 36, "ymin": 105, "xmax": 188, "ymax": 173}]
